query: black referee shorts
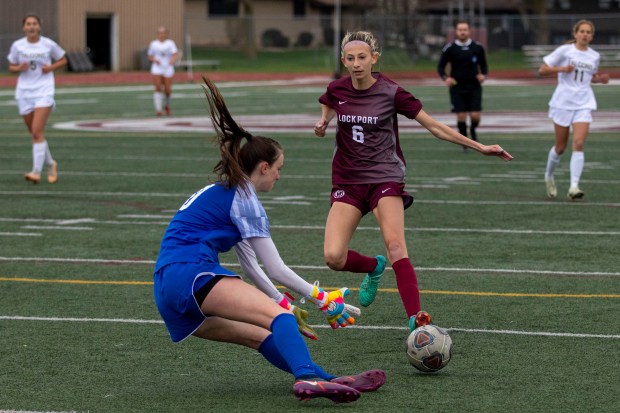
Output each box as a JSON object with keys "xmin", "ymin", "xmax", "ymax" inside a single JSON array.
[{"xmin": 449, "ymin": 82, "xmax": 482, "ymax": 113}]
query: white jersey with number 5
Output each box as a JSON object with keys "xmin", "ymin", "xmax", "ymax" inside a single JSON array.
[
  {"xmin": 7, "ymin": 36, "xmax": 65, "ymax": 100},
  {"xmin": 543, "ymin": 44, "xmax": 600, "ymax": 110}
]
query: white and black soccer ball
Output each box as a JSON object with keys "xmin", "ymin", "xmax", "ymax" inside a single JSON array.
[{"xmin": 405, "ymin": 324, "xmax": 452, "ymax": 372}]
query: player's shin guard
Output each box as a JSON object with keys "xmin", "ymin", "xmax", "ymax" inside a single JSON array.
[
  {"xmin": 570, "ymin": 151, "xmax": 584, "ymax": 188},
  {"xmin": 457, "ymin": 121, "xmax": 468, "ymax": 137},
  {"xmin": 153, "ymin": 92, "xmax": 163, "ymax": 113},
  {"xmin": 392, "ymin": 258, "xmax": 421, "ymax": 317},
  {"xmin": 32, "ymin": 141, "xmax": 47, "ymax": 173},
  {"xmin": 470, "ymin": 119, "xmax": 479, "ymax": 141},
  {"xmin": 270, "ymin": 314, "xmax": 315, "ymax": 379},
  {"xmin": 258, "ymin": 334, "xmax": 335, "ymax": 380},
  {"xmin": 341, "ymin": 250, "xmax": 377, "ymax": 273},
  {"xmin": 545, "ymin": 146, "xmax": 561, "ymax": 179}
]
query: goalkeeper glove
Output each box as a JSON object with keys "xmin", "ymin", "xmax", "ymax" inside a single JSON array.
[
  {"xmin": 309, "ymin": 284, "xmax": 356, "ymax": 329},
  {"xmin": 276, "ymin": 295, "xmax": 318, "ymax": 340}
]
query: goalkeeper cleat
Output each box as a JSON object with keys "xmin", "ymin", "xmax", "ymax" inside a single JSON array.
[
  {"xmin": 545, "ymin": 176, "xmax": 557, "ymax": 199},
  {"xmin": 359, "ymin": 255, "xmax": 386, "ymax": 307},
  {"xmin": 408, "ymin": 311, "xmax": 433, "ymax": 332},
  {"xmin": 331, "ymin": 369, "xmax": 386, "ymax": 392},
  {"xmin": 567, "ymin": 186, "xmax": 584, "ymax": 200},
  {"xmin": 24, "ymin": 172, "xmax": 41, "ymax": 184},
  {"xmin": 294, "ymin": 379, "xmax": 360, "ymax": 403}
]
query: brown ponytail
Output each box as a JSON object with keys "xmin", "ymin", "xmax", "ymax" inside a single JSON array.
[{"xmin": 202, "ymin": 77, "xmax": 282, "ymax": 191}]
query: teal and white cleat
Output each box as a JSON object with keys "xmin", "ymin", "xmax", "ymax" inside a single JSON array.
[{"xmin": 359, "ymin": 255, "xmax": 386, "ymax": 307}]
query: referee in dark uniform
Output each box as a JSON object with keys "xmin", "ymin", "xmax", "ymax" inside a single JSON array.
[{"xmin": 438, "ymin": 20, "xmax": 488, "ymax": 149}]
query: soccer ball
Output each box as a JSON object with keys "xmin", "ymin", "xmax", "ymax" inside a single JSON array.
[{"xmin": 405, "ymin": 324, "xmax": 452, "ymax": 372}]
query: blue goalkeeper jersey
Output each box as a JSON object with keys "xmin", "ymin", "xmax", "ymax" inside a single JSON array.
[{"xmin": 155, "ymin": 182, "xmax": 270, "ymax": 272}]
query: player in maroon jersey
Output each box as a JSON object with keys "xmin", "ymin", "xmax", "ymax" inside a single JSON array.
[{"xmin": 314, "ymin": 31, "xmax": 513, "ymax": 332}]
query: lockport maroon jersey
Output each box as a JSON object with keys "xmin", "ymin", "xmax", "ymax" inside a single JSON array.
[{"xmin": 319, "ymin": 73, "xmax": 422, "ymax": 185}]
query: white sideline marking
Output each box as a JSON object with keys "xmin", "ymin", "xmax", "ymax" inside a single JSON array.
[
  {"xmin": 1, "ymin": 189, "xmax": 619, "ymax": 207},
  {"xmin": 21, "ymin": 226, "xmax": 93, "ymax": 231},
  {"xmin": 0, "ymin": 411, "xmax": 84, "ymax": 413},
  {"xmin": 272, "ymin": 225, "xmax": 620, "ymax": 236},
  {"xmin": 0, "ymin": 232, "xmax": 42, "ymax": 237},
  {"xmin": 56, "ymin": 218, "xmax": 96, "ymax": 225},
  {"xmin": 0, "ymin": 217, "xmax": 618, "ymax": 236},
  {"xmin": 1, "ymin": 256, "xmax": 619, "ymax": 277},
  {"xmin": 52, "ymin": 111, "xmax": 620, "ymax": 134},
  {"xmin": 0, "ymin": 315, "xmax": 617, "ymax": 339}
]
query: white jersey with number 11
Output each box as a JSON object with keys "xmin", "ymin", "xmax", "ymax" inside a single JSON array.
[{"xmin": 543, "ymin": 43, "xmax": 600, "ymax": 110}]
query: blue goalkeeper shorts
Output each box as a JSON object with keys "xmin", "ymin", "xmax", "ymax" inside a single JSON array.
[{"xmin": 154, "ymin": 261, "xmax": 239, "ymax": 342}]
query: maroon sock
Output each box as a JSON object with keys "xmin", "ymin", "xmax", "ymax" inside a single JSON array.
[
  {"xmin": 392, "ymin": 258, "xmax": 421, "ymax": 317},
  {"xmin": 341, "ymin": 250, "xmax": 377, "ymax": 273}
]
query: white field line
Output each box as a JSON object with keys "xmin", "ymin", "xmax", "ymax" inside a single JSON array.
[
  {"xmin": 1, "ymin": 77, "xmax": 616, "ymax": 100},
  {"xmin": 21, "ymin": 226, "xmax": 93, "ymax": 231},
  {"xmin": 0, "ymin": 411, "xmax": 85, "ymax": 413},
  {"xmin": 2, "ymin": 170, "xmax": 620, "ymax": 184},
  {"xmin": 1, "ymin": 256, "xmax": 619, "ymax": 277},
  {"xmin": 0, "ymin": 315, "xmax": 617, "ymax": 339},
  {"xmin": 0, "ymin": 232, "xmax": 42, "ymax": 237},
  {"xmin": 0, "ymin": 77, "xmax": 333, "ymax": 98},
  {"xmin": 0, "ymin": 216, "xmax": 619, "ymax": 235},
  {"xmin": 1, "ymin": 188, "xmax": 620, "ymax": 207}
]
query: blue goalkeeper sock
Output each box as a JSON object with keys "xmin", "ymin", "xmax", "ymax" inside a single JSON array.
[
  {"xmin": 270, "ymin": 314, "xmax": 317, "ymax": 379},
  {"xmin": 258, "ymin": 334, "xmax": 335, "ymax": 380},
  {"xmin": 312, "ymin": 362, "xmax": 336, "ymax": 380}
]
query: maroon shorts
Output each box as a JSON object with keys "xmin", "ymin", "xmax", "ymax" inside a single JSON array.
[{"xmin": 330, "ymin": 182, "xmax": 414, "ymax": 216}]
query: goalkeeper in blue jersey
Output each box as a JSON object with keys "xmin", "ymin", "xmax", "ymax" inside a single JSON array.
[{"xmin": 153, "ymin": 77, "xmax": 385, "ymax": 403}]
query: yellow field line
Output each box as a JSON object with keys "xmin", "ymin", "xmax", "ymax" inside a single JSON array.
[{"xmin": 1, "ymin": 276, "xmax": 618, "ymax": 298}]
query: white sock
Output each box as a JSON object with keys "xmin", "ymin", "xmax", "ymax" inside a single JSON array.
[
  {"xmin": 154, "ymin": 92, "xmax": 163, "ymax": 112},
  {"xmin": 545, "ymin": 146, "xmax": 561, "ymax": 179},
  {"xmin": 165, "ymin": 94, "xmax": 171, "ymax": 108},
  {"xmin": 44, "ymin": 141, "xmax": 54, "ymax": 166},
  {"xmin": 570, "ymin": 151, "xmax": 584, "ymax": 188},
  {"xmin": 32, "ymin": 141, "xmax": 46, "ymax": 173}
]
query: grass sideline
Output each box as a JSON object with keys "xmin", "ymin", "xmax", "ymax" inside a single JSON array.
[
  {"xmin": 0, "ymin": 80, "xmax": 619, "ymax": 412},
  {"xmin": 189, "ymin": 47, "xmax": 532, "ymax": 73}
]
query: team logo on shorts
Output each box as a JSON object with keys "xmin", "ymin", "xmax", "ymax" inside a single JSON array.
[{"xmin": 333, "ymin": 190, "xmax": 345, "ymax": 199}]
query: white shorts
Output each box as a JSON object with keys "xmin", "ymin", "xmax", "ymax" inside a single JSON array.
[
  {"xmin": 151, "ymin": 65, "xmax": 175, "ymax": 78},
  {"xmin": 17, "ymin": 96, "xmax": 56, "ymax": 116},
  {"xmin": 548, "ymin": 108, "xmax": 592, "ymax": 127}
]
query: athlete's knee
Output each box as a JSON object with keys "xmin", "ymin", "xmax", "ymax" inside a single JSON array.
[
  {"xmin": 324, "ymin": 249, "xmax": 346, "ymax": 270},
  {"xmin": 572, "ymin": 138, "xmax": 586, "ymax": 152},
  {"xmin": 31, "ymin": 131, "xmax": 45, "ymax": 142},
  {"xmin": 385, "ymin": 240, "xmax": 407, "ymax": 263}
]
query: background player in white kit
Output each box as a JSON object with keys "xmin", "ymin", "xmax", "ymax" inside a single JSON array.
[
  {"xmin": 539, "ymin": 20, "xmax": 610, "ymax": 200},
  {"xmin": 147, "ymin": 27, "xmax": 178, "ymax": 116},
  {"xmin": 7, "ymin": 14, "xmax": 67, "ymax": 184}
]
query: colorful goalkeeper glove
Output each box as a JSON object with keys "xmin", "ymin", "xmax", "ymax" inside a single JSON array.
[
  {"xmin": 276, "ymin": 295, "xmax": 318, "ymax": 340},
  {"xmin": 309, "ymin": 285, "xmax": 356, "ymax": 329}
]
